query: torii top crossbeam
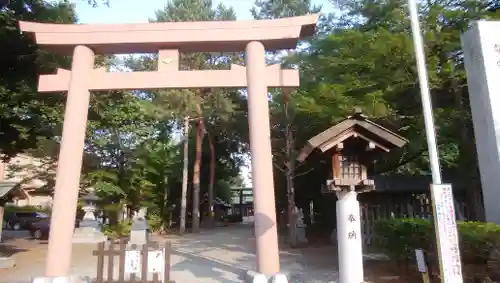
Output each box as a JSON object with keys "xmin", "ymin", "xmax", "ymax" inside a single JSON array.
[
  {"xmin": 19, "ymin": 15, "xmax": 319, "ymax": 92},
  {"xmin": 19, "ymin": 14, "xmax": 319, "ymax": 55}
]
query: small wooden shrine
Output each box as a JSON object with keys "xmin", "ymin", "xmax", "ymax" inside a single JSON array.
[{"xmin": 297, "ymin": 108, "xmax": 408, "ymax": 193}]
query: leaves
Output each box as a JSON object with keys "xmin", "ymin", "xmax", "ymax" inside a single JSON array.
[
  {"xmin": 3, "ymin": 0, "xmax": 494, "ymax": 230},
  {"xmin": 78, "ymin": 1, "xmax": 247, "ymax": 226},
  {"xmin": 0, "ymin": 0, "xmax": 75, "ymax": 159}
]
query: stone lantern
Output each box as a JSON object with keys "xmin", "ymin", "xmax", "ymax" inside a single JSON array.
[
  {"xmin": 72, "ymin": 191, "xmax": 107, "ymax": 243},
  {"xmin": 297, "ymin": 108, "xmax": 408, "ymax": 283},
  {"xmin": 79, "ymin": 191, "xmax": 100, "ymax": 229}
]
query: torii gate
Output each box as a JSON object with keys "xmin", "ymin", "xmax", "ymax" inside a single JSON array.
[{"xmin": 19, "ymin": 15, "xmax": 318, "ymax": 279}]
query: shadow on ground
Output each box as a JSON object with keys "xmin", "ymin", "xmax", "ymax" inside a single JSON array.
[
  {"xmin": 172, "ymin": 249, "xmax": 248, "ymax": 283},
  {"xmin": 0, "ymin": 223, "xmax": 342, "ymax": 283},
  {"xmin": 0, "ymin": 244, "xmax": 27, "ymax": 257}
]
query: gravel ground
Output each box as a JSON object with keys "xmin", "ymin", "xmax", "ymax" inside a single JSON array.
[{"xmin": 0, "ymin": 224, "xmax": 339, "ymax": 283}]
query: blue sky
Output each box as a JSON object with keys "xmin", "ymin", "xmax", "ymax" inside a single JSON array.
[{"xmin": 74, "ymin": 0, "xmax": 334, "ymax": 23}]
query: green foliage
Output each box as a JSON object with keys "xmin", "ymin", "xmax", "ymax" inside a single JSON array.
[
  {"xmin": 102, "ymin": 220, "xmax": 132, "ymax": 239},
  {"xmin": 0, "ymin": 0, "xmax": 76, "ymax": 159},
  {"xmin": 374, "ymin": 218, "xmax": 433, "ymax": 261},
  {"xmin": 4, "ymin": 205, "xmax": 51, "ymax": 215},
  {"xmin": 458, "ymin": 222, "xmax": 500, "ymax": 264},
  {"xmin": 146, "ymin": 213, "xmax": 164, "ymax": 232},
  {"xmin": 271, "ymin": 0, "xmax": 500, "ymax": 225},
  {"xmin": 102, "ymin": 215, "xmax": 170, "ymax": 238},
  {"xmin": 251, "ymin": 0, "xmax": 327, "ymax": 224},
  {"xmin": 86, "ymin": 0, "xmax": 110, "ymax": 7},
  {"xmin": 6, "ymin": 0, "xmax": 496, "ymax": 237},
  {"xmin": 251, "ymin": 0, "xmax": 322, "ymax": 19},
  {"xmin": 117, "ymin": 0, "xmax": 247, "ymax": 229},
  {"xmin": 374, "ymin": 218, "xmax": 500, "ymax": 265}
]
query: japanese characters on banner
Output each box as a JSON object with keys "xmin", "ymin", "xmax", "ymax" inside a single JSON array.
[
  {"xmin": 124, "ymin": 248, "xmax": 165, "ymax": 277},
  {"xmin": 430, "ymin": 184, "xmax": 463, "ymax": 283},
  {"xmin": 346, "ymin": 213, "xmax": 358, "ymax": 240},
  {"xmin": 340, "ymin": 200, "xmax": 361, "ymax": 247},
  {"xmin": 124, "ymin": 250, "xmax": 141, "ymax": 274},
  {"xmin": 147, "ymin": 250, "xmax": 164, "ymax": 273},
  {"xmin": 336, "ymin": 192, "xmax": 364, "ymax": 283}
]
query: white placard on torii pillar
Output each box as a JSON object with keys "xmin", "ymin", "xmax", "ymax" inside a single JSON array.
[
  {"xmin": 336, "ymin": 190, "xmax": 363, "ymax": 283},
  {"xmin": 462, "ymin": 21, "xmax": 500, "ymax": 224}
]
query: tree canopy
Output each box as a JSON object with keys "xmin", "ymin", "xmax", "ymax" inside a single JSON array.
[
  {"xmin": 0, "ymin": 0, "xmax": 75, "ymax": 159},
  {"xmin": 1, "ymin": 0, "xmax": 497, "ymax": 230}
]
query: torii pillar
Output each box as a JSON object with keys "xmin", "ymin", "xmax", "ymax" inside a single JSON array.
[
  {"xmin": 19, "ymin": 15, "xmax": 319, "ymax": 281},
  {"xmin": 246, "ymin": 41, "xmax": 280, "ymax": 274}
]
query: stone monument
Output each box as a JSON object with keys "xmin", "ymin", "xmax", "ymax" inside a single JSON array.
[
  {"xmin": 130, "ymin": 207, "xmax": 149, "ymax": 244},
  {"xmin": 72, "ymin": 191, "xmax": 107, "ymax": 243},
  {"xmin": 291, "ymin": 206, "xmax": 308, "ymax": 246},
  {"xmin": 462, "ymin": 21, "xmax": 500, "ymax": 223}
]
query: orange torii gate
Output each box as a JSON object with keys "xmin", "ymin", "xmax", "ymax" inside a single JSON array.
[{"xmin": 19, "ymin": 15, "xmax": 318, "ymax": 280}]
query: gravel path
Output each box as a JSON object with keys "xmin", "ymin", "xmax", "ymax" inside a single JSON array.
[{"xmin": 0, "ymin": 224, "xmax": 339, "ymax": 283}]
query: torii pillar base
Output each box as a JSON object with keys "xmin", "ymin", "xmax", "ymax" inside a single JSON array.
[
  {"xmin": 32, "ymin": 276, "xmax": 92, "ymax": 283},
  {"xmin": 244, "ymin": 270, "xmax": 291, "ymax": 283}
]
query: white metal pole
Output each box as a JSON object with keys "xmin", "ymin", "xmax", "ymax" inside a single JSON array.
[
  {"xmin": 407, "ymin": 0, "xmax": 442, "ymax": 184},
  {"xmin": 407, "ymin": 5, "xmax": 464, "ymax": 283}
]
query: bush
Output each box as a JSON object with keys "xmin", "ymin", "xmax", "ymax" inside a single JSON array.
[
  {"xmin": 458, "ymin": 222, "xmax": 500, "ymax": 264},
  {"xmin": 147, "ymin": 213, "xmax": 163, "ymax": 232},
  {"xmin": 374, "ymin": 218, "xmax": 433, "ymax": 262},
  {"xmin": 102, "ymin": 215, "xmax": 164, "ymax": 239},
  {"xmin": 374, "ymin": 218, "xmax": 500, "ymax": 265},
  {"xmin": 102, "ymin": 219, "xmax": 132, "ymax": 239},
  {"xmin": 224, "ymin": 214, "xmax": 243, "ymax": 223},
  {"xmin": 5, "ymin": 204, "xmax": 86, "ymax": 219},
  {"xmin": 4, "ymin": 205, "xmax": 51, "ymax": 215}
]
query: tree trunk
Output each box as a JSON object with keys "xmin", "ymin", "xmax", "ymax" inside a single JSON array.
[
  {"xmin": 283, "ymin": 89, "xmax": 297, "ymax": 246},
  {"xmin": 451, "ymin": 70, "xmax": 484, "ymax": 220},
  {"xmin": 179, "ymin": 116, "xmax": 190, "ymax": 234},
  {"xmin": 160, "ymin": 125, "xmax": 169, "ymax": 231},
  {"xmin": 192, "ymin": 118, "xmax": 205, "ymax": 233},
  {"xmin": 0, "ymin": 205, "xmax": 4, "ymax": 243},
  {"xmin": 115, "ymin": 151, "xmax": 126, "ymax": 225},
  {"xmin": 239, "ymin": 189, "xmax": 244, "ymax": 217},
  {"xmin": 466, "ymin": 185, "xmax": 484, "ymax": 221},
  {"xmin": 0, "ymin": 162, "xmax": 4, "ymax": 242},
  {"xmin": 207, "ymin": 134, "xmax": 215, "ymax": 227}
]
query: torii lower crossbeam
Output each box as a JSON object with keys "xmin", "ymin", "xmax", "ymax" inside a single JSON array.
[{"xmin": 38, "ymin": 64, "xmax": 299, "ymax": 92}]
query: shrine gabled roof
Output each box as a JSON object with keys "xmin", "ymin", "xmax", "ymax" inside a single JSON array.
[
  {"xmin": 0, "ymin": 181, "xmax": 27, "ymax": 201},
  {"xmin": 297, "ymin": 111, "xmax": 408, "ymax": 162}
]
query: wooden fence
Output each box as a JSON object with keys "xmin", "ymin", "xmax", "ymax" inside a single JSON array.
[
  {"xmin": 360, "ymin": 193, "xmax": 468, "ymax": 246},
  {"xmin": 93, "ymin": 239, "xmax": 174, "ymax": 283}
]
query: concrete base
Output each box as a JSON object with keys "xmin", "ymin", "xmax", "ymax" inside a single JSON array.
[
  {"xmin": 0, "ymin": 256, "xmax": 15, "ymax": 269},
  {"xmin": 72, "ymin": 227, "xmax": 107, "ymax": 243},
  {"xmin": 244, "ymin": 269, "xmax": 292, "ymax": 283},
  {"xmin": 32, "ymin": 276, "xmax": 92, "ymax": 283}
]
